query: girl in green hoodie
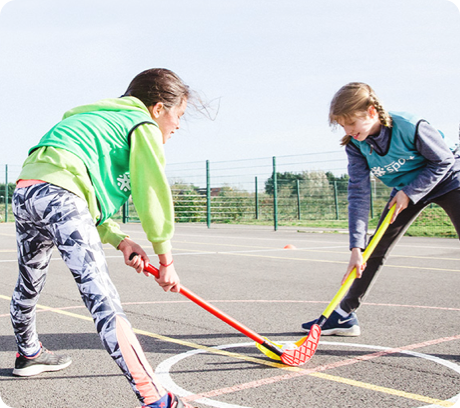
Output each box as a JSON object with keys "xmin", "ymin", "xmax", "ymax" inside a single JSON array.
[{"xmin": 11, "ymin": 68, "xmax": 196, "ymax": 408}]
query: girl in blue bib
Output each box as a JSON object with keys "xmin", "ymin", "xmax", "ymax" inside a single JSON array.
[{"xmin": 301, "ymin": 82, "xmax": 460, "ymax": 336}]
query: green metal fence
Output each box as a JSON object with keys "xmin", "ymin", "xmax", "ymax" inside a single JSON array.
[
  {"xmin": 0, "ymin": 164, "xmax": 21, "ymax": 223},
  {"xmin": 2, "ymin": 154, "xmax": 457, "ymax": 238},
  {"xmin": 165, "ymin": 178, "xmax": 389, "ymax": 225},
  {"xmin": 118, "ymin": 153, "xmax": 458, "ymax": 239}
]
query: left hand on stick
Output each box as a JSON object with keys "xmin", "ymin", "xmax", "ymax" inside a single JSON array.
[{"xmin": 118, "ymin": 238, "xmax": 150, "ymax": 275}]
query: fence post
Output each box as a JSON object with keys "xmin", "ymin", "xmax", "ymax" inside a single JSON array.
[
  {"xmin": 122, "ymin": 201, "xmax": 128, "ymax": 223},
  {"xmin": 206, "ymin": 160, "xmax": 211, "ymax": 228},
  {"xmin": 333, "ymin": 180, "xmax": 339, "ymax": 220},
  {"xmin": 5, "ymin": 164, "xmax": 8, "ymax": 223},
  {"xmin": 370, "ymin": 179, "xmax": 374, "ymax": 219},
  {"xmin": 272, "ymin": 156, "xmax": 278, "ymax": 231},
  {"xmin": 296, "ymin": 179, "xmax": 301, "ymax": 220},
  {"xmin": 255, "ymin": 176, "xmax": 259, "ymax": 220}
]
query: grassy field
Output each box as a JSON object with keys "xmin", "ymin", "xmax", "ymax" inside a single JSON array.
[
  {"xmin": 215, "ymin": 219, "xmax": 457, "ymax": 238},
  {"xmin": 2, "ymin": 201, "xmax": 458, "ymax": 239},
  {"xmin": 120, "ymin": 201, "xmax": 458, "ymax": 239}
]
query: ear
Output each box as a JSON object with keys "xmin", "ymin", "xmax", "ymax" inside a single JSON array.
[
  {"xmin": 368, "ymin": 105, "xmax": 377, "ymax": 118},
  {"xmin": 148, "ymin": 102, "xmax": 164, "ymax": 119}
]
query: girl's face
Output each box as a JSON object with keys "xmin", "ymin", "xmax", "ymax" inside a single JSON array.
[
  {"xmin": 149, "ymin": 98, "xmax": 187, "ymax": 144},
  {"xmin": 338, "ymin": 106, "xmax": 381, "ymax": 142}
]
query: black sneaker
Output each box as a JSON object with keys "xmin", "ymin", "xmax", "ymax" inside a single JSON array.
[
  {"xmin": 301, "ymin": 310, "xmax": 361, "ymax": 336},
  {"xmin": 13, "ymin": 346, "xmax": 72, "ymax": 377}
]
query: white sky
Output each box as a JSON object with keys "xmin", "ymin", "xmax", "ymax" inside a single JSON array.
[{"xmin": 0, "ymin": 0, "xmax": 459, "ymax": 176}]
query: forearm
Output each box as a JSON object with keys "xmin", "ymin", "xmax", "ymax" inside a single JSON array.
[
  {"xmin": 158, "ymin": 251, "xmax": 173, "ymax": 265},
  {"xmin": 346, "ymin": 144, "xmax": 371, "ymax": 249},
  {"xmin": 130, "ymin": 124, "xmax": 175, "ymax": 254}
]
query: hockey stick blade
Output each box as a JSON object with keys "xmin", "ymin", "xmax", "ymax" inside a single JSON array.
[{"xmin": 280, "ymin": 324, "xmax": 321, "ymax": 366}]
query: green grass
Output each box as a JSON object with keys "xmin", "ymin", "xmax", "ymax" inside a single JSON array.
[
  {"xmin": 0, "ymin": 204, "xmax": 12, "ymax": 223},
  {"xmin": 3, "ymin": 201, "xmax": 457, "ymax": 239},
  {"xmin": 202, "ymin": 205, "xmax": 459, "ymax": 239}
]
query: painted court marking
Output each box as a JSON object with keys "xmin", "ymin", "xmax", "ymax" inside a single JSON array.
[
  {"xmin": 1, "ymin": 295, "xmax": 459, "ymax": 407},
  {"xmin": 2, "ymin": 241, "xmax": 459, "ymax": 274},
  {"xmin": 156, "ymin": 341, "xmax": 460, "ymax": 408},
  {"xmin": 1, "ymin": 251, "xmax": 460, "ymax": 274},
  {"xmin": 5, "ymin": 249, "xmax": 459, "ymax": 275},
  {"xmin": 1, "ymin": 228, "xmax": 459, "ymax": 406},
  {"xmin": 2, "ymin": 299, "xmax": 459, "ymax": 319}
]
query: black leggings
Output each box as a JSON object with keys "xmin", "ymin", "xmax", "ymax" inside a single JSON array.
[{"xmin": 341, "ymin": 187, "xmax": 460, "ymax": 314}]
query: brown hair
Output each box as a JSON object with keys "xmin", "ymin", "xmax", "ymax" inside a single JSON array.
[
  {"xmin": 329, "ymin": 82, "xmax": 392, "ymax": 146},
  {"xmin": 123, "ymin": 68, "xmax": 190, "ymax": 110}
]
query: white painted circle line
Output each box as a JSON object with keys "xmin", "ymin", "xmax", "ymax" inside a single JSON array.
[
  {"xmin": 156, "ymin": 341, "xmax": 460, "ymax": 408},
  {"xmin": 155, "ymin": 343, "xmax": 252, "ymax": 408},
  {"xmin": 321, "ymin": 341, "xmax": 460, "ymax": 408}
]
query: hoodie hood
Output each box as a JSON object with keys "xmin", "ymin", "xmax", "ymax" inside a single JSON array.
[{"xmin": 62, "ymin": 96, "xmax": 150, "ymax": 120}]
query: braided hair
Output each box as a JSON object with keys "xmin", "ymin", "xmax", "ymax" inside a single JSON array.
[{"xmin": 329, "ymin": 82, "xmax": 392, "ymax": 146}]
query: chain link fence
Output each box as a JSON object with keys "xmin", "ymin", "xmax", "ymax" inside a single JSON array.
[
  {"xmin": 120, "ymin": 152, "xmax": 458, "ymax": 239},
  {"xmin": 0, "ymin": 164, "xmax": 22, "ymax": 223},
  {"xmin": 1, "ymin": 155, "xmax": 457, "ymax": 238}
]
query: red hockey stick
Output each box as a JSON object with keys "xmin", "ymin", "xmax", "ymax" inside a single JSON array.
[{"xmin": 132, "ymin": 254, "xmax": 318, "ymax": 366}]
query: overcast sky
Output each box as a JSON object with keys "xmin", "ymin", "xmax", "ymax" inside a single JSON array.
[{"xmin": 0, "ymin": 0, "xmax": 459, "ymax": 178}]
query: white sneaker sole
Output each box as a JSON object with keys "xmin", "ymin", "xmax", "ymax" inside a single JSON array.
[
  {"xmin": 320, "ymin": 325, "xmax": 361, "ymax": 336},
  {"xmin": 302, "ymin": 325, "xmax": 361, "ymax": 336},
  {"xmin": 12, "ymin": 360, "xmax": 72, "ymax": 377}
]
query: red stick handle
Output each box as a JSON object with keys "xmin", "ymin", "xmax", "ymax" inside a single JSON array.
[{"xmin": 143, "ymin": 262, "xmax": 266, "ymax": 345}]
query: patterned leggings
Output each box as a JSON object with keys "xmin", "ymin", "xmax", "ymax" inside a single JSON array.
[{"xmin": 11, "ymin": 183, "xmax": 165, "ymax": 405}]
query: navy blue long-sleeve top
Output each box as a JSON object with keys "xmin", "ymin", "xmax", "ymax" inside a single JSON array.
[{"xmin": 346, "ymin": 120, "xmax": 460, "ymax": 249}]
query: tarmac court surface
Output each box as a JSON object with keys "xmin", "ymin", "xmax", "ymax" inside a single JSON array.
[{"xmin": 0, "ymin": 222, "xmax": 459, "ymax": 408}]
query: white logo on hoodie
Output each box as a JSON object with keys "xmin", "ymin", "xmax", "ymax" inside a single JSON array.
[{"xmin": 117, "ymin": 174, "xmax": 131, "ymax": 192}]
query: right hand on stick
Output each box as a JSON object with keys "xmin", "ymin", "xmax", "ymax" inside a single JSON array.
[{"xmin": 342, "ymin": 248, "xmax": 366, "ymax": 284}]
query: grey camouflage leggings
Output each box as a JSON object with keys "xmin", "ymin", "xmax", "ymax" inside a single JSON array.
[{"xmin": 11, "ymin": 183, "xmax": 164, "ymax": 404}]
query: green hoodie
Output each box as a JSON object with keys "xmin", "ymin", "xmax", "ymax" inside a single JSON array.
[{"xmin": 18, "ymin": 97, "xmax": 174, "ymax": 254}]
